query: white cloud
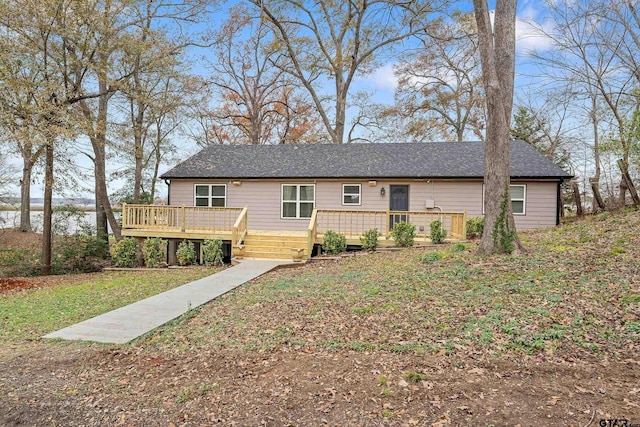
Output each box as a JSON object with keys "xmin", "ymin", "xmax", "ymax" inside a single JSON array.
[
  {"xmin": 516, "ymin": 16, "xmax": 554, "ymax": 53},
  {"xmin": 368, "ymin": 63, "xmax": 398, "ymax": 90},
  {"xmin": 487, "ymin": 8, "xmax": 554, "ymax": 55}
]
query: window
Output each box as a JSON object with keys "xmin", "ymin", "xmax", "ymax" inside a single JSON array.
[
  {"xmin": 194, "ymin": 184, "xmax": 226, "ymax": 207},
  {"xmin": 282, "ymin": 184, "xmax": 315, "ymax": 219},
  {"xmin": 510, "ymin": 184, "xmax": 526, "ymax": 215},
  {"xmin": 482, "ymin": 184, "xmax": 527, "ymax": 215},
  {"xmin": 342, "ymin": 184, "xmax": 361, "ymax": 205}
]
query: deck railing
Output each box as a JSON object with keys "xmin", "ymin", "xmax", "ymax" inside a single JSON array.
[
  {"xmin": 307, "ymin": 209, "xmax": 318, "ymax": 256},
  {"xmin": 310, "ymin": 209, "xmax": 467, "ymax": 243},
  {"xmin": 231, "ymin": 207, "xmax": 248, "ymax": 246},
  {"xmin": 122, "ymin": 203, "xmax": 244, "ymax": 233}
]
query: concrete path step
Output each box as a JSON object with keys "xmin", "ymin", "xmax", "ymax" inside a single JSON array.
[{"xmin": 43, "ymin": 259, "xmax": 290, "ymax": 344}]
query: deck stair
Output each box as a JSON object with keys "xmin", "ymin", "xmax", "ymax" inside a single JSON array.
[{"xmin": 236, "ymin": 230, "xmax": 309, "ymax": 261}]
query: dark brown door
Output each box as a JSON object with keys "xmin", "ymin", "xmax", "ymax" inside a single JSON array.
[{"xmin": 389, "ymin": 185, "xmax": 409, "ymax": 230}]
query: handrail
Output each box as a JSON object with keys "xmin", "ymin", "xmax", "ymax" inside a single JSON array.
[
  {"xmin": 307, "ymin": 208, "xmax": 318, "ymax": 257},
  {"xmin": 231, "ymin": 206, "xmax": 248, "ymax": 246},
  {"xmin": 314, "ymin": 209, "xmax": 467, "ymax": 240},
  {"xmin": 122, "ymin": 204, "xmax": 243, "ymax": 233}
]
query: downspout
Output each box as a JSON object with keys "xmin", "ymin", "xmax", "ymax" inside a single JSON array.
[
  {"xmin": 556, "ymin": 181, "xmax": 561, "ymax": 226},
  {"xmin": 164, "ymin": 179, "xmax": 171, "ymax": 205},
  {"xmin": 164, "ymin": 178, "xmax": 171, "ymax": 264}
]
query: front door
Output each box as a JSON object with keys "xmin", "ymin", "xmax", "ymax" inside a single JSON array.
[{"xmin": 389, "ymin": 185, "xmax": 409, "ymax": 230}]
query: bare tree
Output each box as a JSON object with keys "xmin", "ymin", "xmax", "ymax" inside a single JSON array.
[
  {"xmin": 250, "ymin": 0, "xmax": 443, "ymax": 144},
  {"xmin": 473, "ymin": 0, "xmax": 523, "ymax": 255},
  {"xmin": 393, "ymin": 12, "xmax": 485, "ymax": 142},
  {"xmin": 0, "ymin": 147, "xmax": 17, "ymax": 205},
  {"xmin": 0, "ymin": 27, "xmax": 48, "ymax": 232},
  {"xmin": 536, "ymin": 0, "xmax": 640, "ymax": 209},
  {"xmin": 203, "ymin": 6, "xmax": 322, "ymax": 145},
  {"xmin": 114, "ymin": 71, "xmax": 186, "ymax": 202},
  {"xmin": 0, "ymin": 0, "xmax": 80, "ymax": 273},
  {"xmin": 511, "ymin": 90, "xmax": 578, "ymax": 169}
]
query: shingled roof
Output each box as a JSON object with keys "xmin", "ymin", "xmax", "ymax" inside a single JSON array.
[{"xmin": 160, "ymin": 141, "xmax": 572, "ymax": 180}]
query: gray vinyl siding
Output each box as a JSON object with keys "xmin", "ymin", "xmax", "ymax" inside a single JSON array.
[{"xmin": 168, "ymin": 179, "xmax": 558, "ymax": 231}]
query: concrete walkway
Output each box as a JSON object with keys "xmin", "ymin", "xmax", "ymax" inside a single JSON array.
[{"xmin": 43, "ymin": 259, "xmax": 290, "ymax": 344}]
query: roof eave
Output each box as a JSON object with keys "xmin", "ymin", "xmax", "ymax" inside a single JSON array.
[{"xmin": 161, "ymin": 174, "xmax": 574, "ymax": 181}]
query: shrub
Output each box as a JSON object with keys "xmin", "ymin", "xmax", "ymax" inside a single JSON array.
[
  {"xmin": 112, "ymin": 237, "xmax": 138, "ymax": 268},
  {"xmin": 0, "ymin": 248, "xmax": 39, "ymax": 277},
  {"xmin": 419, "ymin": 251, "xmax": 444, "ymax": 263},
  {"xmin": 451, "ymin": 242, "xmax": 466, "ymax": 253},
  {"xmin": 176, "ymin": 240, "xmax": 196, "ymax": 266},
  {"xmin": 391, "ymin": 221, "xmax": 415, "ymax": 247},
  {"xmin": 430, "ymin": 220, "xmax": 447, "ymax": 244},
  {"xmin": 53, "ymin": 234, "xmax": 109, "ymax": 274},
  {"xmin": 143, "ymin": 237, "xmax": 166, "ymax": 268},
  {"xmin": 322, "ymin": 230, "xmax": 347, "ymax": 255},
  {"xmin": 202, "ymin": 239, "xmax": 224, "ymax": 266},
  {"xmin": 466, "ymin": 217, "xmax": 485, "ymax": 239},
  {"xmin": 360, "ymin": 228, "xmax": 380, "ymax": 250}
]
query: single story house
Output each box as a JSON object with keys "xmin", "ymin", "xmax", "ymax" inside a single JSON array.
[{"xmin": 121, "ymin": 141, "xmax": 572, "ymax": 261}]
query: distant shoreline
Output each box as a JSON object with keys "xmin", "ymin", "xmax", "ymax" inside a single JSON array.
[{"xmin": 0, "ymin": 206, "xmax": 97, "ymax": 212}]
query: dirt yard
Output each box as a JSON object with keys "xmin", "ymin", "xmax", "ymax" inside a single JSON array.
[{"xmin": 1, "ymin": 344, "xmax": 638, "ymax": 426}]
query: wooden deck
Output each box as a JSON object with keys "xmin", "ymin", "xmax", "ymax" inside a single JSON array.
[{"xmin": 121, "ymin": 204, "xmax": 466, "ymax": 261}]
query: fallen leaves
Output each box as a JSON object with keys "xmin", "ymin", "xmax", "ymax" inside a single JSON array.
[{"xmin": 547, "ymin": 395, "xmax": 561, "ymax": 406}]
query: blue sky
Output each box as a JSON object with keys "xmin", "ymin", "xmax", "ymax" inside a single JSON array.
[
  {"xmin": 4, "ymin": 1, "xmax": 559, "ymax": 200},
  {"xmin": 362, "ymin": 0, "xmax": 554, "ymax": 99}
]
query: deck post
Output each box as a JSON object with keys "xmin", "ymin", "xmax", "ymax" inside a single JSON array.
[
  {"xmin": 181, "ymin": 205, "xmax": 185, "ymax": 232},
  {"xmin": 385, "ymin": 210, "xmax": 390, "ymax": 238},
  {"xmin": 122, "ymin": 203, "xmax": 127, "ymax": 228},
  {"xmin": 462, "ymin": 211, "xmax": 467, "ymax": 240},
  {"xmin": 307, "ymin": 209, "xmax": 318, "ymax": 259}
]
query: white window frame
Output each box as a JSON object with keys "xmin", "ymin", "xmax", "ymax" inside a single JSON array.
[
  {"xmin": 342, "ymin": 184, "xmax": 362, "ymax": 206},
  {"xmin": 194, "ymin": 184, "xmax": 227, "ymax": 207},
  {"xmin": 510, "ymin": 184, "xmax": 526, "ymax": 215},
  {"xmin": 482, "ymin": 184, "xmax": 527, "ymax": 215},
  {"xmin": 281, "ymin": 184, "xmax": 316, "ymax": 219}
]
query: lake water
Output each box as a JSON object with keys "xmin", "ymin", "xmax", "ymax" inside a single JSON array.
[{"xmin": 0, "ymin": 210, "xmax": 114, "ymax": 235}]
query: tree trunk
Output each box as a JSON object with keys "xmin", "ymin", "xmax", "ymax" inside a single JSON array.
[
  {"xmin": 150, "ymin": 127, "xmax": 162, "ymax": 201},
  {"xmin": 571, "ymin": 180, "xmax": 583, "ymax": 217},
  {"xmin": 95, "ymin": 178, "xmax": 108, "ymax": 239},
  {"xmin": 618, "ymin": 179, "xmax": 627, "ymax": 208},
  {"xmin": 590, "ymin": 177, "xmax": 606, "ymax": 212},
  {"xmin": 473, "ymin": 0, "xmax": 523, "ymax": 255},
  {"xmin": 133, "ymin": 123, "xmax": 144, "ymax": 204},
  {"xmin": 41, "ymin": 139, "xmax": 54, "ymax": 276},
  {"xmin": 93, "ymin": 143, "xmax": 122, "ymax": 241},
  {"xmin": 617, "ymin": 159, "xmax": 640, "ymax": 207},
  {"xmin": 19, "ymin": 162, "xmax": 33, "ymax": 232},
  {"xmin": 87, "ymin": 74, "xmax": 122, "ymax": 242},
  {"xmin": 590, "ymin": 98, "xmax": 604, "ymax": 212}
]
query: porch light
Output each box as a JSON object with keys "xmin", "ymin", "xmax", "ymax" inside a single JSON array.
[
  {"xmin": 380, "ymin": 187, "xmax": 386, "ymax": 196},
  {"xmin": 232, "ymin": 180, "xmax": 241, "ymax": 186}
]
